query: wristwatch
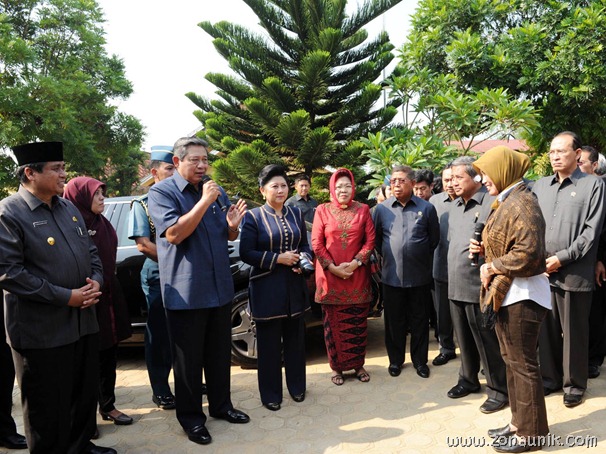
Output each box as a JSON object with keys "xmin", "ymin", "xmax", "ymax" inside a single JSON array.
[{"xmin": 355, "ymin": 258, "xmax": 363, "ymax": 267}]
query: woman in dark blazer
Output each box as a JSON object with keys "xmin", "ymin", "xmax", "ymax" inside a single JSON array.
[{"xmin": 239, "ymin": 165, "xmax": 311, "ymax": 411}]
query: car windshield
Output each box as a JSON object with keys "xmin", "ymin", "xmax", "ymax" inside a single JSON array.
[{"xmin": 103, "ymin": 198, "xmax": 136, "ymax": 248}]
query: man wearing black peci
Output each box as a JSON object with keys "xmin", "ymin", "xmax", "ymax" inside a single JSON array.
[{"xmin": 0, "ymin": 142, "xmax": 115, "ymax": 454}]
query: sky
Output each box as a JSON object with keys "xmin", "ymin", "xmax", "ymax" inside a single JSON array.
[{"xmin": 99, "ymin": 1, "xmax": 419, "ymax": 152}]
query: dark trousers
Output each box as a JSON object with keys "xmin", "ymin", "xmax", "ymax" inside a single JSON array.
[
  {"xmin": 588, "ymin": 283, "xmax": 606, "ymax": 367},
  {"xmin": 383, "ymin": 284, "xmax": 430, "ymax": 367},
  {"xmin": 166, "ymin": 304, "xmax": 233, "ymax": 430},
  {"xmin": 432, "ymin": 279, "xmax": 455, "ymax": 355},
  {"xmin": 141, "ymin": 261, "xmax": 173, "ymax": 396},
  {"xmin": 450, "ymin": 299, "xmax": 508, "ymax": 402},
  {"xmin": 256, "ymin": 316, "xmax": 306, "ymax": 405},
  {"xmin": 496, "ymin": 301, "xmax": 549, "ymax": 438},
  {"xmin": 12, "ymin": 334, "xmax": 98, "ymax": 454},
  {"xmin": 539, "ymin": 288, "xmax": 591, "ymax": 395},
  {"xmin": 98, "ymin": 345, "xmax": 118, "ymax": 413},
  {"xmin": 0, "ymin": 316, "xmax": 17, "ymax": 438}
]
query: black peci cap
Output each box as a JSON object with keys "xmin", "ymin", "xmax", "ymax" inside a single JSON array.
[{"xmin": 12, "ymin": 142, "xmax": 63, "ymax": 166}]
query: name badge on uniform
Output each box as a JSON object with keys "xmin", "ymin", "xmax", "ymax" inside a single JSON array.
[{"xmin": 33, "ymin": 220, "xmax": 47, "ymax": 227}]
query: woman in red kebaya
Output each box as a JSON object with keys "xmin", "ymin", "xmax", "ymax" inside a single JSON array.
[{"xmin": 312, "ymin": 168, "xmax": 375, "ymax": 385}]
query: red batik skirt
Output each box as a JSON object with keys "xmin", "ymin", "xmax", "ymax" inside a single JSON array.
[{"xmin": 322, "ymin": 303, "xmax": 369, "ymax": 372}]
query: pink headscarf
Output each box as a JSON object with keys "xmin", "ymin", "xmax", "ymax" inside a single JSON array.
[{"xmin": 329, "ymin": 168, "xmax": 356, "ymax": 209}]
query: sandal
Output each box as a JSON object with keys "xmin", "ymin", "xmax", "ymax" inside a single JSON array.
[
  {"xmin": 331, "ymin": 372, "xmax": 344, "ymax": 386},
  {"xmin": 355, "ymin": 368, "xmax": 370, "ymax": 383}
]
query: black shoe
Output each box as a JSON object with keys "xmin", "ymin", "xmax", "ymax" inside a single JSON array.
[
  {"xmin": 92, "ymin": 426, "xmax": 99, "ymax": 440},
  {"xmin": 82, "ymin": 442, "xmax": 118, "ymax": 454},
  {"xmin": 211, "ymin": 408, "xmax": 250, "ymax": 424},
  {"xmin": 480, "ymin": 398, "xmax": 508, "ymax": 414},
  {"xmin": 264, "ymin": 402, "xmax": 281, "ymax": 411},
  {"xmin": 492, "ymin": 435, "xmax": 535, "ymax": 453},
  {"xmin": 488, "ymin": 424, "xmax": 516, "ymax": 438},
  {"xmin": 588, "ymin": 364, "xmax": 600, "ymax": 379},
  {"xmin": 186, "ymin": 424, "xmax": 212, "ymax": 445},
  {"xmin": 0, "ymin": 433, "xmax": 27, "ymax": 450},
  {"xmin": 388, "ymin": 364, "xmax": 402, "ymax": 377},
  {"xmin": 415, "ymin": 364, "xmax": 430, "ymax": 378},
  {"xmin": 432, "ymin": 352, "xmax": 456, "ymax": 366},
  {"xmin": 291, "ymin": 392, "xmax": 305, "ymax": 402},
  {"xmin": 152, "ymin": 394, "xmax": 176, "ymax": 410},
  {"xmin": 563, "ymin": 393, "xmax": 583, "ymax": 408},
  {"xmin": 447, "ymin": 384, "xmax": 480, "ymax": 399},
  {"xmin": 100, "ymin": 410, "xmax": 134, "ymax": 425}
]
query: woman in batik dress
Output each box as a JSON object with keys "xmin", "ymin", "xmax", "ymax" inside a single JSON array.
[{"xmin": 311, "ymin": 168, "xmax": 375, "ymax": 385}]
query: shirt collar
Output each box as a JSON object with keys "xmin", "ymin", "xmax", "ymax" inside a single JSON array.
[
  {"xmin": 174, "ymin": 171, "xmax": 201, "ymax": 194},
  {"xmin": 455, "ymin": 186, "xmax": 488, "ymax": 207},
  {"xmin": 295, "ymin": 193, "xmax": 311, "ymax": 202},
  {"xmin": 262, "ymin": 203, "xmax": 286, "ymax": 216},
  {"xmin": 549, "ymin": 167, "xmax": 583, "ymax": 186},
  {"xmin": 18, "ymin": 186, "xmax": 58, "ymax": 211},
  {"xmin": 389, "ymin": 195, "xmax": 419, "ymax": 208},
  {"xmin": 497, "ymin": 181, "xmax": 524, "ymax": 202}
]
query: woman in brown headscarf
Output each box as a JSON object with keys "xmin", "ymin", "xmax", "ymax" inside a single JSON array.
[
  {"xmin": 64, "ymin": 177, "xmax": 133, "ymax": 428},
  {"xmin": 311, "ymin": 168, "xmax": 375, "ymax": 385},
  {"xmin": 471, "ymin": 146, "xmax": 551, "ymax": 453}
]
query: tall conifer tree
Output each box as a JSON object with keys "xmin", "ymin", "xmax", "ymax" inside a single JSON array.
[{"xmin": 187, "ymin": 0, "xmax": 402, "ymax": 199}]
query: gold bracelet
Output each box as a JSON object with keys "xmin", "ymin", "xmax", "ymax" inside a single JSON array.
[{"xmin": 228, "ymin": 225, "xmax": 239, "ymax": 233}]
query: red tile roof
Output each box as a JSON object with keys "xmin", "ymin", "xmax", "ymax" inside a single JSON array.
[{"xmin": 448, "ymin": 138, "xmax": 529, "ymax": 153}]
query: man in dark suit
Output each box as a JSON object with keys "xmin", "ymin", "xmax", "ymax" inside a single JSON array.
[{"xmin": 0, "ymin": 142, "xmax": 115, "ymax": 454}]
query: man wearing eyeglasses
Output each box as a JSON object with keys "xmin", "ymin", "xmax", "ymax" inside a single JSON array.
[
  {"xmin": 148, "ymin": 137, "xmax": 250, "ymax": 445},
  {"xmin": 373, "ymin": 165, "xmax": 439, "ymax": 380},
  {"xmin": 533, "ymin": 131, "xmax": 606, "ymax": 408},
  {"xmin": 445, "ymin": 156, "xmax": 508, "ymax": 414}
]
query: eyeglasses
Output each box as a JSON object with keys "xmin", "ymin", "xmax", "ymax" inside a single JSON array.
[
  {"xmin": 548, "ymin": 149, "xmax": 573, "ymax": 156},
  {"xmin": 390, "ymin": 178, "xmax": 409, "ymax": 185},
  {"xmin": 184, "ymin": 157, "xmax": 208, "ymax": 166}
]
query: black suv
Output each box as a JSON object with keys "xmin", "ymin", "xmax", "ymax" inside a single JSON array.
[{"xmin": 103, "ymin": 196, "xmax": 381, "ymax": 368}]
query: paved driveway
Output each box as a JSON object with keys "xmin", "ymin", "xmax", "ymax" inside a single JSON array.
[{"xmin": 7, "ymin": 318, "xmax": 606, "ymax": 453}]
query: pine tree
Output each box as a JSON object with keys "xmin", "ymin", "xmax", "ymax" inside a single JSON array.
[{"xmin": 187, "ymin": 0, "xmax": 402, "ymax": 200}]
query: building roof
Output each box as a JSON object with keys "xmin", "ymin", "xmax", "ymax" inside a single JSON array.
[{"xmin": 448, "ymin": 138, "xmax": 529, "ymax": 154}]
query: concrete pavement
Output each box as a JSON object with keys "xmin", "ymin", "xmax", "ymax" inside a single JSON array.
[{"xmin": 6, "ymin": 318, "xmax": 606, "ymax": 453}]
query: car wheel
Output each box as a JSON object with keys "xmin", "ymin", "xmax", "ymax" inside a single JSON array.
[
  {"xmin": 230, "ymin": 289, "xmax": 258, "ymax": 368},
  {"xmin": 368, "ymin": 274, "xmax": 383, "ymax": 318}
]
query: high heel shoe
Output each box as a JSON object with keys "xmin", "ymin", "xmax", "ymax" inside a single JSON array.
[{"xmin": 99, "ymin": 410, "xmax": 133, "ymax": 426}]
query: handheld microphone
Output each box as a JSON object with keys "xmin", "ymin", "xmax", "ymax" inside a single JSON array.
[
  {"xmin": 470, "ymin": 222, "xmax": 485, "ymax": 267},
  {"xmin": 201, "ymin": 175, "xmax": 227, "ymax": 212}
]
